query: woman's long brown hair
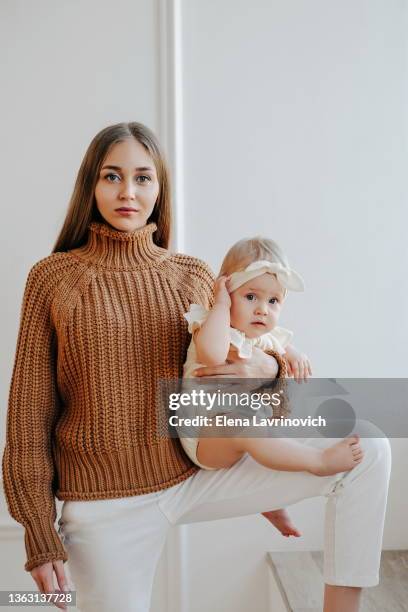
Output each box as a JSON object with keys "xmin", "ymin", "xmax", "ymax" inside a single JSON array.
[{"xmin": 52, "ymin": 122, "xmax": 172, "ymax": 252}]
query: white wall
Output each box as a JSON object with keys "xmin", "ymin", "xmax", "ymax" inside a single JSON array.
[
  {"xmin": 180, "ymin": 1, "xmax": 408, "ymax": 611},
  {"xmin": 182, "ymin": 0, "xmax": 408, "ymax": 378},
  {"xmin": 1, "ymin": 1, "xmax": 407, "ymax": 612}
]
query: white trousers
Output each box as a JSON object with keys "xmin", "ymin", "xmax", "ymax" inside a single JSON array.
[{"xmin": 58, "ymin": 422, "xmax": 391, "ymax": 612}]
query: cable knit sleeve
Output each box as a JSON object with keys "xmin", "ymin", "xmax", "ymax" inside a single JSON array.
[
  {"xmin": 267, "ymin": 350, "xmax": 288, "ymax": 380},
  {"xmin": 191, "ymin": 259, "xmax": 215, "ymax": 310},
  {"xmin": 1, "ymin": 259, "xmax": 67, "ymax": 572}
]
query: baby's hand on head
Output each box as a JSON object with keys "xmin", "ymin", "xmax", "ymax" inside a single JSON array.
[
  {"xmin": 284, "ymin": 345, "xmax": 312, "ymax": 383},
  {"xmin": 214, "ymin": 275, "xmax": 232, "ymax": 308}
]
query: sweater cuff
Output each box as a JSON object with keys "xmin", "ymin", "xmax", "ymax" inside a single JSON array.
[
  {"xmin": 24, "ymin": 516, "xmax": 68, "ymax": 572},
  {"xmin": 264, "ymin": 349, "xmax": 288, "ymax": 379},
  {"xmin": 263, "ymin": 350, "xmax": 289, "ymax": 418}
]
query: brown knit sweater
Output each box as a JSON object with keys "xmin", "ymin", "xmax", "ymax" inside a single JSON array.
[{"xmin": 2, "ymin": 220, "xmax": 286, "ymax": 572}]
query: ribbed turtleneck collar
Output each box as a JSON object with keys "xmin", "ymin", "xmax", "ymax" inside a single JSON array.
[{"xmin": 69, "ymin": 221, "xmax": 169, "ymax": 270}]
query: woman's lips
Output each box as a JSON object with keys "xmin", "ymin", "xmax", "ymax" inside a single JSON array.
[{"xmin": 115, "ymin": 208, "xmax": 139, "ymax": 215}]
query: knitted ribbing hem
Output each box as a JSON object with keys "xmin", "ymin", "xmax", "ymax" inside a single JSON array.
[
  {"xmin": 55, "ymin": 465, "xmax": 199, "ymax": 501},
  {"xmin": 53, "ymin": 440, "xmax": 199, "ymax": 499}
]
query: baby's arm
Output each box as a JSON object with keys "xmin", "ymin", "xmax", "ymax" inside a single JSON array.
[
  {"xmin": 283, "ymin": 344, "xmax": 312, "ymax": 381},
  {"xmin": 194, "ymin": 276, "xmax": 231, "ymax": 366}
]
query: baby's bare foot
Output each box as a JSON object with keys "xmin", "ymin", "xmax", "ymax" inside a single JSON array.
[
  {"xmin": 261, "ymin": 508, "xmax": 302, "ymax": 537},
  {"xmin": 311, "ymin": 435, "xmax": 363, "ymax": 476}
]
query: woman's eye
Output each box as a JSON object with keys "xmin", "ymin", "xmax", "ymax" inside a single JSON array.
[
  {"xmin": 105, "ymin": 173, "xmax": 120, "ymax": 182},
  {"xmin": 136, "ymin": 175, "xmax": 151, "ymax": 183},
  {"xmin": 246, "ymin": 294, "xmax": 255, "ymax": 301}
]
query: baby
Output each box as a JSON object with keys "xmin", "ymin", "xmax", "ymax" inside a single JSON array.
[{"xmin": 181, "ymin": 236, "xmax": 363, "ymax": 536}]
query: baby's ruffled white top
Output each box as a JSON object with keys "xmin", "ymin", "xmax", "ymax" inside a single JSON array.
[
  {"xmin": 182, "ymin": 259, "xmax": 305, "ymax": 378},
  {"xmin": 183, "ymin": 304, "xmax": 293, "ymax": 377}
]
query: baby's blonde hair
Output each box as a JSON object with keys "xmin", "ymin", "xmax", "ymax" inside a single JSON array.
[
  {"xmin": 219, "ymin": 236, "xmax": 290, "ymax": 296},
  {"xmin": 219, "ymin": 236, "xmax": 289, "ymax": 275}
]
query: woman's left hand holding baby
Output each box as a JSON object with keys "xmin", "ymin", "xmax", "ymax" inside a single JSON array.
[{"xmin": 194, "ymin": 346, "xmax": 280, "ymax": 381}]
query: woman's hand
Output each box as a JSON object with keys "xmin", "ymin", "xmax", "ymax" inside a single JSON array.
[
  {"xmin": 31, "ymin": 560, "xmax": 70, "ymax": 610},
  {"xmin": 194, "ymin": 346, "xmax": 279, "ymax": 379}
]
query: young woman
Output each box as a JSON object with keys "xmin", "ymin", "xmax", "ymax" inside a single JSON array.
[{"xmin": 2, "ymin": 122, "xmax": 391, "ymax": 612}]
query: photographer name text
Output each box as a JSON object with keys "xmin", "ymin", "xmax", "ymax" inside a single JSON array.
[{"xmin": 169, "ymin": 415, "xmax": 327, "ymax": 428}]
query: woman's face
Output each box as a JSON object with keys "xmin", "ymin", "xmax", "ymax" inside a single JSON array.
[{"xmin": 95, "ymin": 138, "xmax": 160, "ymax": 232}]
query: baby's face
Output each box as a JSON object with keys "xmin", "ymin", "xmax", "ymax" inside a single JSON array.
[{"xmin": 229, "ymin": 273, "xmax": 285, "ymax": 338}]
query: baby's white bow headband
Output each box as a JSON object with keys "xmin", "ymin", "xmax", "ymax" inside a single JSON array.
[{"xmin": 228, "ymin": 260, "xmax": 305, "ymax": 293}]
